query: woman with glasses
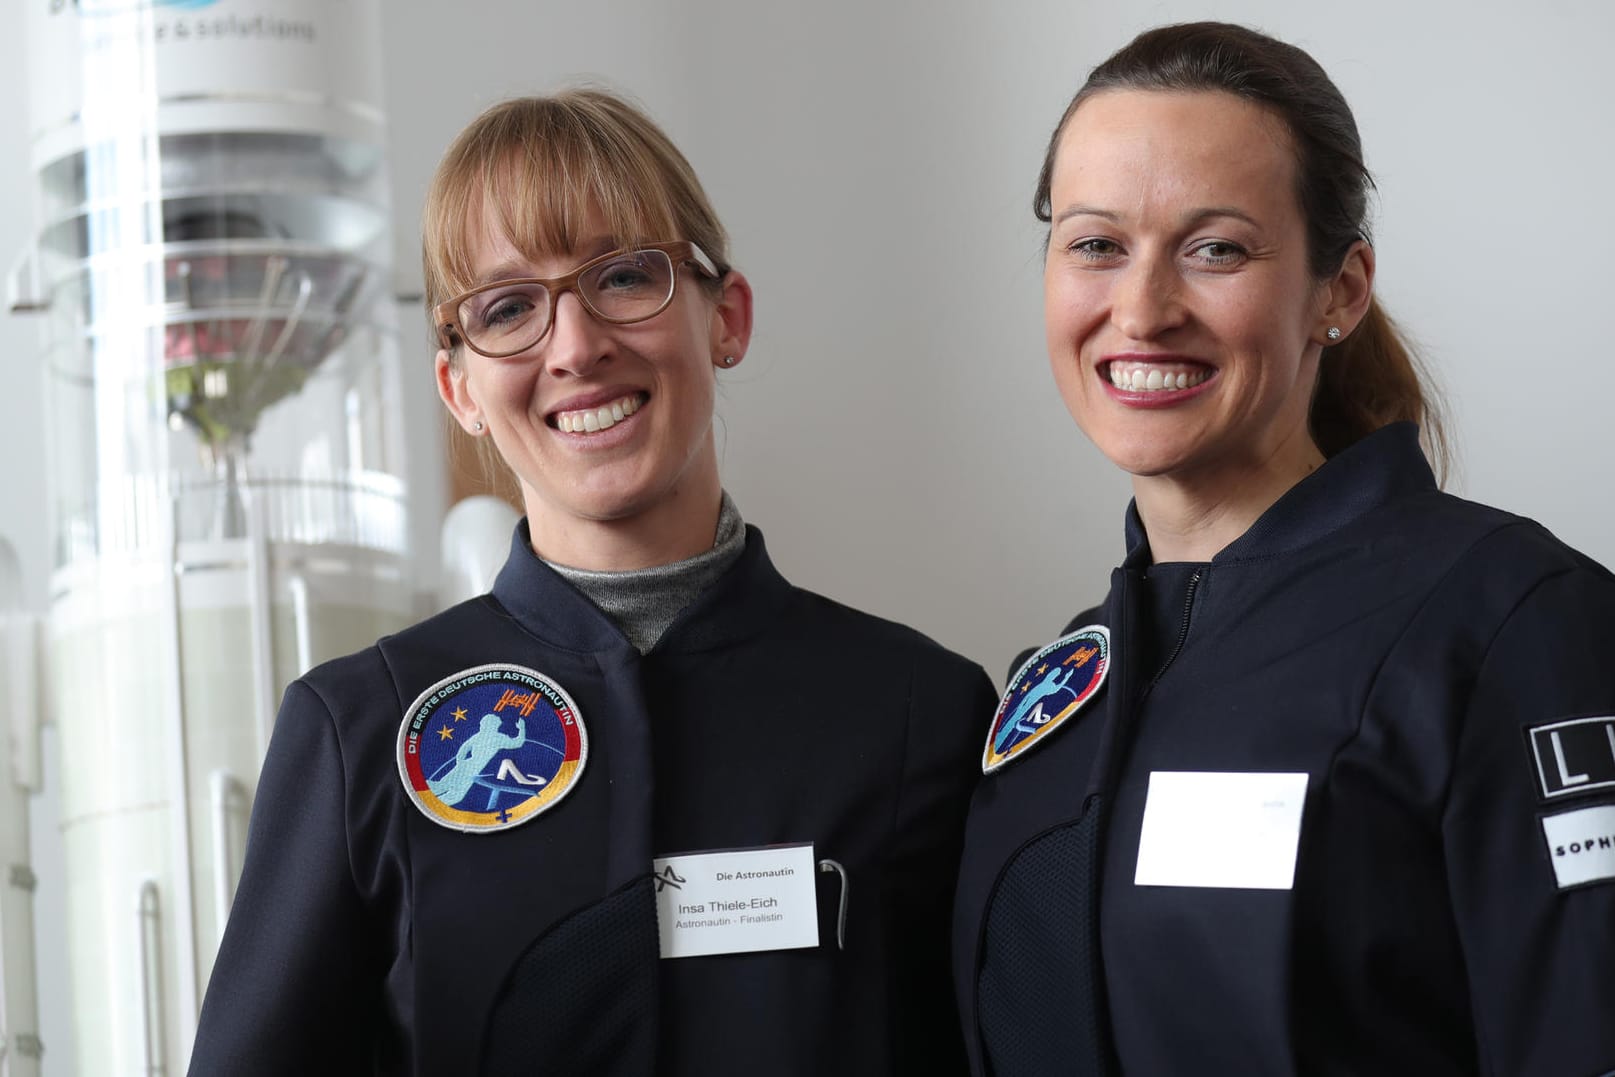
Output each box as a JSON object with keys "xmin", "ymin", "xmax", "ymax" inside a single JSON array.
[
  {"xmin": 191, "ymin": 89, "xmax": 996, "ymax": 1076},
  {"xmin": 952, "ymin": 22, "xmax": 1615, "ymax": 1076}
]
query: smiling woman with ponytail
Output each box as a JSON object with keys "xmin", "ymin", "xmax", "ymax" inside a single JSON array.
[{"xmin": 955, "ymin": 21, "xmax": 1615, "ymax": 1077}]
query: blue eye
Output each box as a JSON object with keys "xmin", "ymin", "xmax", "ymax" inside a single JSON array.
[
  {"xmin": 582, "ymin": 251, "xmax": 675, "ymax": 312},
  {"xmin": 470, "ymin": 285, "xmax": 543, "ymax": 332},
  {"xmin": 587, "ymin": 256, "xmax": 662, "ymax": 295},
  {"xmin": 597, "ymin": 263, "xmax": 656, "ymax": 291},
  {"xmin": 484, "ymin": 298, "xmax": 529, "ymax": 327}
]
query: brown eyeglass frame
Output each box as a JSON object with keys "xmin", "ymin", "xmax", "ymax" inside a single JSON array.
[{"xmin": 433, "ymin": 241, "xmax": 722, "ymax": 358}]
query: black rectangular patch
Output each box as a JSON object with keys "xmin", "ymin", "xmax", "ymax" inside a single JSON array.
[{"xmin": 1528, "ymin": 716, "xmax": 1615, "ymax": 799}]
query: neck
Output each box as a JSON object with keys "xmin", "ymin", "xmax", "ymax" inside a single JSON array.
[
  {"xmin": 1133, "ymin": 432, "xmax": 1325, "ymax": 563},
  {"xmin": 544, "ymin": 494, "xmax": 747, "ymax": 653},
  {"xmin": 525, "ymin": 460, "xmax": 725, "ymax": 571}
]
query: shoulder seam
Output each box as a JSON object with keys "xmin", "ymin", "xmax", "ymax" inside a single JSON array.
[{"xmin": 1338, "ymin": 520, "xmax": 1579, "ymax": 808}]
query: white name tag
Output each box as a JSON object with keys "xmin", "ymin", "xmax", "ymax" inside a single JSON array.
[
  {"xmin": 1134, "ymin": 771, "xmax": 1309, "ymax": 890},
  {"xmin": 652, "ymin": 843, "xmax": 819, "ymax": 958},
  {"xmin": 1541, "ymin": 803, "xmax": 1615, "ymax": 889}
]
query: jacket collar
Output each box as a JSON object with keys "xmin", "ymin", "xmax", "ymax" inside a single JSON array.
[
  {"xmin": 1122, "ymin": 422, "xmax": 1437, "ymax": 567},
  {"xmin": 489, "ymin": 522, "xmax": 794, "ymax": 657}
]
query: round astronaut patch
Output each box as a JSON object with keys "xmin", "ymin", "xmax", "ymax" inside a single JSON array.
[
  {"xmin": 396, "ymin": 664, "xmax": 587, "ymax": 832},
  {"xmin": 983, "ymin": 625, "xmax": 1110, "ymax": 774}
]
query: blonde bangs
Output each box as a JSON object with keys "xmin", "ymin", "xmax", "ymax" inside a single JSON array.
[{"xmin": 423, "ymin": 90, "xmax": 725, "ymax": 331}]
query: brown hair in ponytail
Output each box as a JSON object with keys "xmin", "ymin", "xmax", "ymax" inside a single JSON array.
[
  {"xmin": 1312, "ymin": 302, "xmax": 1445, "ymax": 477},
  {"xmin": 1033, "ymin": 21, "xmax": 1448, "ymax": 480}
]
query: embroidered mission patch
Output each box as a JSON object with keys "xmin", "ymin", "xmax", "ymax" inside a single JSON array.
[
  {"xmin": 396, "ymin": 663, "xmax": 587, "ymax": 832},
  {"xmin": 983, "ymin": 625, "xmax": 1109, "ymax": 774},
  {"xmin": 1527, "ymin": 715, "xmax": 1615, "ymax": 799}
]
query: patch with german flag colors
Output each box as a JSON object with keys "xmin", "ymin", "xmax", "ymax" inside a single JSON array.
[{"xmin": 396, "ymin": 664, "xmax": 587, "ymax": 832}]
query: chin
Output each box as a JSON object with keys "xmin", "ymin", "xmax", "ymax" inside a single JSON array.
[
  {"xmin": 521, "ymin": 474, "xmax": 652, "ymax": 527},
  {"xmin": 570, "ymin": 489, "xmax": 665, "ymax": 525},
  {"xmin": 1104, "ymin": 455, "xmax": 1180, "ymax": 480},
  {"xmin": 1079, "ymin": 422, "xmax": 1186, "ymax": 477}
]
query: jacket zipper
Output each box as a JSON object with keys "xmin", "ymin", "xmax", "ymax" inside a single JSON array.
[{"xmin": 1145, "ymin": 569, "xmax": 1201, "ymax": 694}]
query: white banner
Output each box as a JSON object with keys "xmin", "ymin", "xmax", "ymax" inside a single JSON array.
[{"xmin": 24, "ymin": 0, "xmax": 384, "ymax": 167}]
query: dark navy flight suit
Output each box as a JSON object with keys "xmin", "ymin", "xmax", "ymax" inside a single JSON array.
[
  {"xmin": 191, "ymin": 525, "xmax": 996, "ymax": 1075},
  {"xmin": 955, "ymin": 424, "xmax": 1615, "ymax": 1076}
]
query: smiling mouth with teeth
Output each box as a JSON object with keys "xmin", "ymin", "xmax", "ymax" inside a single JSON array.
[
  {"xmin": 1106, "ymin": 364, "xmax": 1212, "ymax": 392},
  {"xmin": 553, "ymin": 393, "xmax": 646, "ymax": 434}
]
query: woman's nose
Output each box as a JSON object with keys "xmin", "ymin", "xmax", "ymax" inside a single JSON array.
[
  {"xmin": 1110, "ymin": 256, "xmax": 1185, "ymax": 341},
  {"xmin": 542, "ymin": 289, "xmax": 610, "ymax": 377}
]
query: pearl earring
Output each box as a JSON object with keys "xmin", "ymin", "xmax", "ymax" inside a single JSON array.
[{"xmin": 473, "ymin": 420, "xmax": 485, "ymax": 433}]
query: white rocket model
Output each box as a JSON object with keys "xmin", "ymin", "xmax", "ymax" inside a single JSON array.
[{"xmin": 3, "ymin": 2, "xmax": 440, "ymax": 1072}]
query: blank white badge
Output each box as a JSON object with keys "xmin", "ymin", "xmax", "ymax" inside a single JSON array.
[{"xmin": 1134, "ymin": 771, "xmax": 1310, "ymax": 890}]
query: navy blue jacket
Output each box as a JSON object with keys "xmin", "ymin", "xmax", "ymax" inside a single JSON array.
[
  {"xmin": 191, "ymin": 525, "xmax": 995, "ymax": 1075},
  {"xmin": 955, "ymin": 424, "xmax": 1615, "ymax": 1075}
]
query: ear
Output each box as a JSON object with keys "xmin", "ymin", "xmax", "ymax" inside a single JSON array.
[
  {"xmin": 1316, "ymin": 240, "xmax": 1375, "ymax": 345},
  {"xmin": 435, "ymin": 349, "xmax": 484, "ymax": 434},
  {"xmin": 709, "ymin": 270, "xmax": 754, "ymax": 368}
]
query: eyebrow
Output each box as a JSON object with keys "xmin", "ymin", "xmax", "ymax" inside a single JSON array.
[
  {"xmin": 470, "ymin": 263, "xmax": 535, "ymax": 288},
  {"xmin": 469, "ymin": 236, "xmax": 621, "ymax": 289},
  {"xmin": 1053, "ymin": 205, "xmax": 1261, "ymax": 229}
]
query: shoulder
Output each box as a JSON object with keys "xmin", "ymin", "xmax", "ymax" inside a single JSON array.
[
  {"xmin": 740, "ymin": 525, "xmax": 989, "ymax": 683},
  {"xmin": 290, "ymin": 595, "xmax": 516, "ymax": 739},
  {"xmin": 778, "ymin": 583, "xmax": 991, "ymax": 684},
  {"xmin": 991, "ymin": 602, "xmax": 1108, "ymax": 686},
  {"xmin": 1392, "ymin": 490, "xmax": 1614, "ymax": 601},
  {"xmin": 769, "ymin": 586, "xmax": 997, "ymax": 758},
  {"xmin": 1370, "ymin": 487, "xmax": 1602, "ymax": 570},
  {"xmin": 1461, "ymin": 505, "xmax": 1610, "ymax": 582},
  {"xmin": 1366, "ymin": 493, "xmax": 1615, "ymax": 731},
  {"xmin": 1059, "ymin": 602, "xmax": 1107, "ymax": 638}
]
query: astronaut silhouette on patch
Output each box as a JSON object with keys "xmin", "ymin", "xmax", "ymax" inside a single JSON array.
[
  {"xmin": 995, "ymin": 668, "xmax": 1076, "ymax": 753},
  {"xmin": 427, "ymin": 714, "xmax": 544, "ymax": 808}
]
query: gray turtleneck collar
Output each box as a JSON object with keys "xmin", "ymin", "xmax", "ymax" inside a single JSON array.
[{"xmin": 544, "ymin": 492, "xmax": 746, "ymax": 654}]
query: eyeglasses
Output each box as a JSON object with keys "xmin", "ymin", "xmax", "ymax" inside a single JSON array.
[{"xmin": 434, "ymin": 241, "xmax": 721, "ymax": 358}]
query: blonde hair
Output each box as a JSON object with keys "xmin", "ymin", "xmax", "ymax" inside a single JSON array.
[
  {"xmin": 426, "ymin": 88, "xmax": 736, "ymax": 494},
  {"xmin": 422, "ymin": 88, "xmax": 731, "ymax": 353},
  {"xmin": 422, "ymin": 89, "xmax": 732, "ymax": 491}
]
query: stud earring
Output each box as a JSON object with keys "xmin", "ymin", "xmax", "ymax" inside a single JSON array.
[
  {"xmin": 720, "ymin": 355, "xmax": 737, "ymax": 367},
  {"xmin": 473, "ymin": 420, "xmax": 485, "ymax": 433},
  {"xmin": 1326, "ymin": 326, "xmax": 1342, "ymax": 342}
]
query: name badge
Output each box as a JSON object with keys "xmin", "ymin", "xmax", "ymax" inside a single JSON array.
[
  {"xmin": 652, "ymin": 843, "xmax": 819, "ymax": 958},
  {"xmin": 1541, "ymin": 803, "xmax": 1615, "ymax": 889},
  {"xmin": 1134, "ymin": 771, "xmax": 1309, "ymax": 890}
]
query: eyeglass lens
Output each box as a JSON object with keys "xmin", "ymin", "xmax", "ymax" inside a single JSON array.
[{"xmin": 457, "ymin": 248, "xmax": 678, "ymax": 354}]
